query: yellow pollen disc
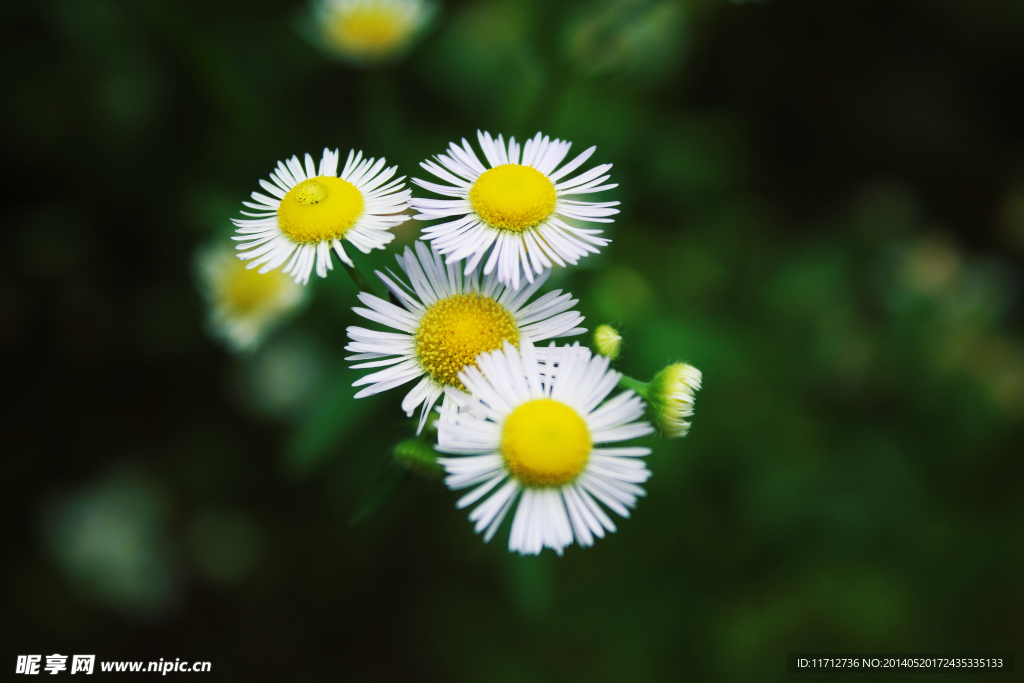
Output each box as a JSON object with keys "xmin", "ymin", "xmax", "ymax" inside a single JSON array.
[
  {"xmin": 501, "ymin": 399, "xmax": 592, "ymax": 488},
  {"xmin": 223, "ymin": 262, "xmax": 288, "ymax": 314},
  {"xmin": 277, "ymin": 176, "xmax": 364, "ymax": 244},
  {"xmin": 328, "ymin": 9, "xmax": 411, "ymax": 56},
  {"xmin": 415, "ymin": 293, "xmax": 520, "ymax": 390},
  {"xmin": 469, "ymin": 164, "xmax": 557, "ymax": 232}
]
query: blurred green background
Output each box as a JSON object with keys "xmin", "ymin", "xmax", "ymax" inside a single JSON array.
[{"xmin": 3, "ymin": 0, "xmax": 1023, "ymax": 680}]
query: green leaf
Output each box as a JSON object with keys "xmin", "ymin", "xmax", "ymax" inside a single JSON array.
[
  {"xmin": 284, "ymin": 370, "xmax": 374, "ymax": 477},
  {"xmin": 349, "ymin": 458, "xmax": 412, "ymax": 526}
]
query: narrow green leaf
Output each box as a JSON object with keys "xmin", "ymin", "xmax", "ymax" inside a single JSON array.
[
  {"xmin": 284, "ymin": 370, "xmax": 374, "ymax": 477},
  {"xmin": 349, "ymin": 459, "xmax": 411, "ymax": 526}
]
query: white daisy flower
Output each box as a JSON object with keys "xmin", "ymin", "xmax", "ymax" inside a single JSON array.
[
  {"xmin": 194, "ymin": 243, "xmax": 308, "ymax": 352},
  {"xmin": 313, "ymin": 0, "xmax": 434, "ymax": 63},
  {"xmin": 410, "ymin": 131, "xmax": 619, "ymax": 290},
  {"xmin": 345, "ymin": 241, "xmax": 586, "ymax": 432},
  {"xmin": 232, "ymin": 148, "xmax": 410, "ymax": 286},
  {"xmin": 437, "ymin": 340, "xmax": 654, "ymax": 556}
]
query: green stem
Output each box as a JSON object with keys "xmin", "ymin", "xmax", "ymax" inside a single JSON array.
[
  {"xmin": 343, "ymin": 262, "xmax": 375, "ymax": 294},
  {"xmin": 618, "ymin": 375, "xmax": 650, "ymax": 399}
]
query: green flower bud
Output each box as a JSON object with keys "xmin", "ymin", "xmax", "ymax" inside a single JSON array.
[
  {"xmin": 648, "ymin": 363, "xmax": 702, "ymax": 438},
  {"xmin": 593, "ymin": 324, "xmax": 622, "ymax": 360},
  {"xmin": 393, "ymin": 437, "xmax": 444, "ymax": 479}
]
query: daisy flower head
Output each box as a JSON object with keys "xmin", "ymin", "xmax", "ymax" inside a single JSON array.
[
  {"xmin": 345, "ymin": 241, "xmax": 586, "ymax": 432},
  {"xmin": 194, "ymin": 242, "xmax": 308, "ymax": 352},
  {"xmin": 411, "ymin": 131, "xmax": 619, "ymax": 290},
  {"xmin": 313, "ymin": 0, "xmax": 435, "ymax": 64},
  {"xmin": 232, "ymin": 148, "xmax": 410, "ymax": 285},
  {"xmin": 437, "ymin": 340, "xmax": 655, "ymax": 556}
]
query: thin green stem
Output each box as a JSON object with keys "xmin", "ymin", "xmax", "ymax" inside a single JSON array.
[
  {"xmin": 618, "ymin": 374, "xmax": 650, "ymax": 399},
  {"xmin": 343, "ymin": 262, "xmax": 376, "ymax": 294}
]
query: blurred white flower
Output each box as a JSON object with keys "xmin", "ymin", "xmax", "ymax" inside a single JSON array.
[
  {"xmin": 313, "ymin": 0, "xmax": 435, "ymax": 64},
  {"xmin": 567, "ymin": 0, "xmax": 688, "ymax": 84},
  {"xmin": 40, "ymin": 472, "xmax": 180, "ymax": 618},
  {"xmin": 195, "ymin": 243, "xmax": 307, "ymax": 352},
  {"xmin": 241, "ymin": 332, "xmax": 329, "ymax": 418}
]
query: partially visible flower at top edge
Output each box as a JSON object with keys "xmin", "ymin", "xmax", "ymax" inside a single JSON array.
[
  {"xmin": 311, "ymin": 0, "xmax": 436, "ymax": 64},
  {"xmin": 344, "ymin": 241, "xmax": 586, "ymax": 432},
  {"xmin": 437, "ymin": 340, "xmax": 654, "ymax": 556},
  {"xmin": 567, "ymin": 0, "xmax": 688, "ymax": 85},
  {"xmin": 232, "ymin": 148, "xmax": 410, "ymax": 285},
  {"xmin": 194, "ymin": 242, "xmax": 308, "ymax": 353},
  {"xmin": 410, "ymin": 131, "xmax": 618, "ymax": 291}
]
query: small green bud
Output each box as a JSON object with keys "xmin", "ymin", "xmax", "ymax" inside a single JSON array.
[
  {"xmin": 648, "ymin": 363, "xmax": 702, "ymax": 438},
  {"xmin": 593, "ymin": 325, "xmax": 622, "ymax": 360},
  {"xmin": 393, "ymin": 438, "xmax": 444, "ymax": 479}
]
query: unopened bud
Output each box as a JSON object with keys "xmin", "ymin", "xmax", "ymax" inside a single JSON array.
[
  {"xmin": 593, "ymin": 325, "xmax": 622, "ymax": 360},
  {"xmin": 393, "ymin": 438, "xmax": 444, "ymax": 479},
  {"xmin": 648, "ymin": 363, "xmax": 702, "ymax": 438}
]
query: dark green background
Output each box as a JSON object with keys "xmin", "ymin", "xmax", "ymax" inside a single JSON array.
[{"xmin": 3, "ymin": 0, "xmax": 1022, "ymax": 680}]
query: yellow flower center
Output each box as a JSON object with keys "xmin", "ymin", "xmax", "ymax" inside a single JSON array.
[
  {"xmin": 277, "ymin": 176, "xmax": 364, "ymax": 244},
  {"xmin": 327, "ymin": 8, "xmax": 412, "ymax": 57},
  {"xmin": 415, "ymin": 293, "xmax": 520, "ymax": 389},
  {"xmin": 469, "ymin": 164, "xmax": 557, "ymax": 232},
  {"xmin": 501, "ymin": 399, "xmax": 592, "ymax": 488},
  {"xmin": 223, "ymin": 262, "xmax": 289, "ymax": 314}
]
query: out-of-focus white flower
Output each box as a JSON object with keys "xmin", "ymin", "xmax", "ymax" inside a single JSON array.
[
  {"xmin": 313, "ymin": 0, "xmax": 435, "ymax": 64},
  {"xmin": 40, "ymin": 471, "xmax": 179, "ymax": 617},
  {"xmin": 195, "ymin": 243, "xmax": 307, "ymax": 352}
]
